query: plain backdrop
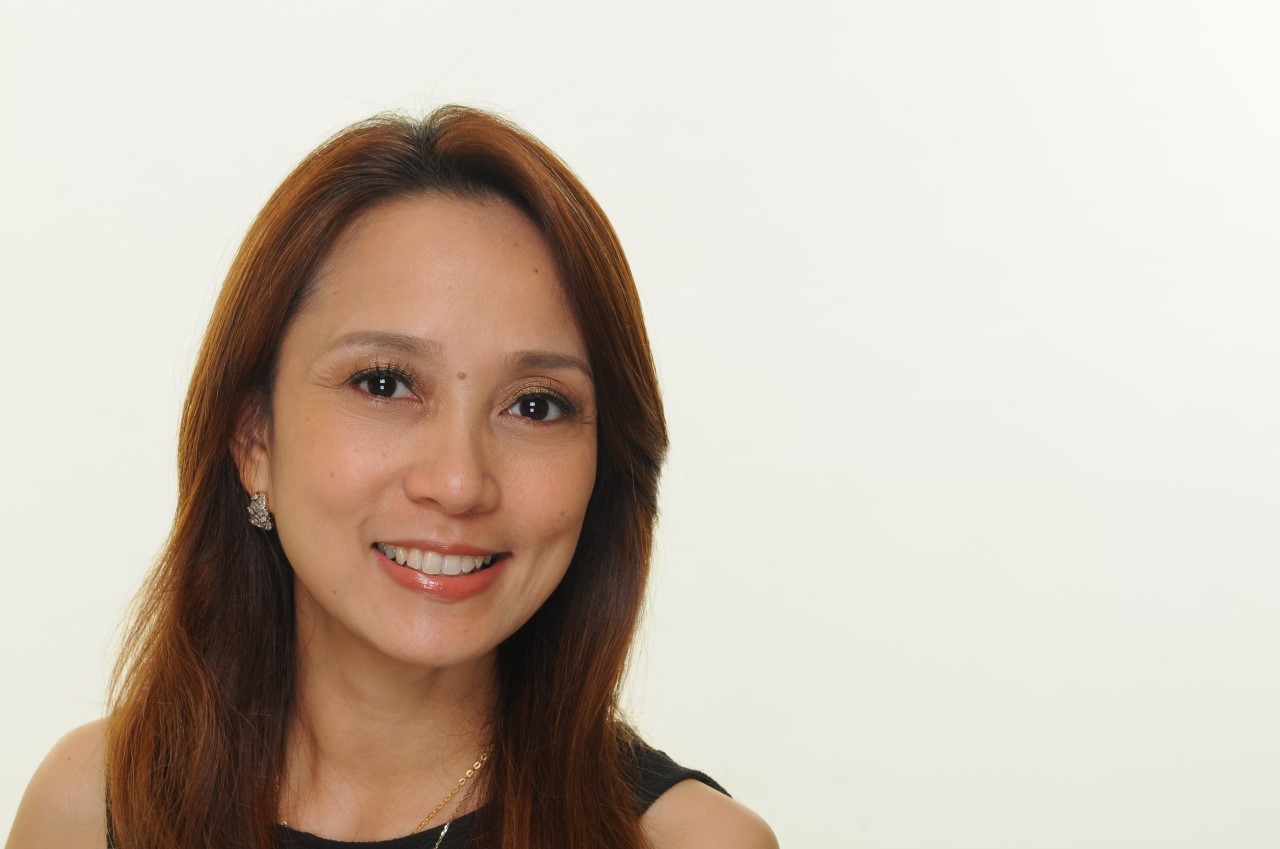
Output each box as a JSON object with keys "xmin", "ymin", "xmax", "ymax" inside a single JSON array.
[{"xmin": 3, "ymin": 2, "xmax": 1278, "ymax": 847}]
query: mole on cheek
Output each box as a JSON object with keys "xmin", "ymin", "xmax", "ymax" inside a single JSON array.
[{"xmin": 457, "ymin": 371, "xmax": 467, "ymax": 380}]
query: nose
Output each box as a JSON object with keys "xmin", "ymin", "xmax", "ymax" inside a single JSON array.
[{"xmin": 401, "ymin": 412, "xmax": 499, "ymax": 516}]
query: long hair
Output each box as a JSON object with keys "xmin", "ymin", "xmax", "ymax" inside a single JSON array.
[{"xmin": 107, "ymin": 106, "xmax": 668, "ymax": 849}]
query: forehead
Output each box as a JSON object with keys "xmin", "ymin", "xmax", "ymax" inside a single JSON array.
[
  {"xmin": 315, "ymin": 193, "xmax": 557, "ymax": 301},
  {"xmin": 287, "ymin": 193, "xmax": 585, "ymax": 360}
]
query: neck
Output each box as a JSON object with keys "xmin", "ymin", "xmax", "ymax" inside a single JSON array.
[{"xmin": 280, "ymin": 591, "xmax": 498, "ymax": 839}]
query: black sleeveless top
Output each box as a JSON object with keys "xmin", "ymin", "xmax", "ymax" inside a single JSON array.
[{"xmin": 108, "ymin": 743, "xmax": 726, "ymax": 848}]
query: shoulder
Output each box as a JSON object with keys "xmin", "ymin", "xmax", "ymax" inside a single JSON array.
[
  {"xmin": 642, "ymin": 779, "xmax": 778, "ymax": 849},
  {"xmin": 5, "ymin": 720, "xmax": 107, "ymax": 849}
]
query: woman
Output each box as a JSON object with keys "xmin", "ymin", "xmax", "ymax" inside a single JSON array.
[{"xmin": 6, "ymin": 107, "xmax": 775, "ymax": 849}]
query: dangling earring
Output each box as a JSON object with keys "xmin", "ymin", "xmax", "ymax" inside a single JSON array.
[{"xmin": 248, "ymin": 491, "xmax": 274, "ymax": 531}]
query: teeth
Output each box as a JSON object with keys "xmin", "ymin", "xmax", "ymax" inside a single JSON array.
[{"xmin": 377, "ymin": 544, "xmax": 490, "ymax": 577}]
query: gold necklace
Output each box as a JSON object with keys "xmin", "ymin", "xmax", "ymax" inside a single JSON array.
[
  {"xmin": 426, "ymin": 767, "xmax": 483, "ymax": 849},
  {"xmin": 277, "ymin": 746, "xmax": 492, "ymax": 837},
  {"xmin": 410, "ymin": 747, "xmax": 491, "ymax": 835}
]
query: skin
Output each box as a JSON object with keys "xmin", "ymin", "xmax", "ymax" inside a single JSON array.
[{"xmin": 6, "ymin": 196, "xmax": 777, "ymax": 849}]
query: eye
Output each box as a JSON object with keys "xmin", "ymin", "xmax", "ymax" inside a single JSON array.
[
  {"xmin": 352, "ymin": 367, "xmax": 414, "ymax": 399},
  {"xmin": 506, "ymin": 392, "xmax": 571, "ymax": 422}
]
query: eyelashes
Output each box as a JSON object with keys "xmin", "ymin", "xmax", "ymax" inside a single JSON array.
[
  {"xmin": 502, "ymin": 383, "xmax": 577, "ymax": 422},
  {"xmin": 346, "ymin": 360, "xmax": 581, "ymax": 421},
  {"xmin": 348, "ymin": 358, "xmax": 416, "ymax": 399}
]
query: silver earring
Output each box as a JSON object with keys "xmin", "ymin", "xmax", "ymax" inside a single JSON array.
[{"xmin": 248, "ymin": 491, "xmax": 274, "ymax": 531}]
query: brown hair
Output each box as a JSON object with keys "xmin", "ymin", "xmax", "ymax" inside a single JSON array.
[{"xmin": 107, "ymin": 106, "xmax": 667, "ymax": 849}]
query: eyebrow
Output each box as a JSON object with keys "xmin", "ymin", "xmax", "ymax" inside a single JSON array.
[
  {"xmin": 327, "ymin": 331, "xmax": 443, "ymax": 358},
  {"xmin": 505, "ymin": 350, "xmax": 594, "ymax": 380},
  {"xmin": 326, "ymin": 331, "xmax": 592, "ymax": 380}
]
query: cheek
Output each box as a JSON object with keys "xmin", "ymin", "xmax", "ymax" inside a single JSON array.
[
  {"xmin": 272, "ymin": 409, "xmax": 397, "ymax": 510},
  {"xmin": 511, "ymin": 443, "xmax": 597, "ymax": 545}
]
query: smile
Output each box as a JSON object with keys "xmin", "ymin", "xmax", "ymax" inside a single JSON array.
[{"xmin": 374, "ymin": 543, "xmax": 497, "ymax": 575}]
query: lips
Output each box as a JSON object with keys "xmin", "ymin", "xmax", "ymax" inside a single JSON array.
[{"xmin": 374, "ymin": 543, "xmax": 498, "ymax": 576}]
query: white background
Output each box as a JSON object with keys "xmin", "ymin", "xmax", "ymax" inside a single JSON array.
[{"xmin": 3, "ymin": 2, "xmax": 1278, "ymax": 846}]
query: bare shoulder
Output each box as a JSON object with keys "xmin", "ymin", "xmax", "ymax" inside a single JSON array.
[
  {"xmin": 5, "ymin": 720, "xmax": 107, "ymax": 849},
  {"xmin": 642, "ymin": 779, "xmax": 779, "ymax": 849}
]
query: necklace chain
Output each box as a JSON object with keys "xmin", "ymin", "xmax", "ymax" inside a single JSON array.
[
  {"xmin": 277, "ymin": 746, "xmax": 492, "ymax": 841},
  {"xmin": 427, "ymin": 768, "xmax": 483, "ymax": 849},
  {"xmin": 411, "ymin": 747, "xmax": 491, "ymax": 835}
]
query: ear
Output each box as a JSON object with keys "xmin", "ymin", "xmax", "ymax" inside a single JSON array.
[{"xmin": 231, "ymin": 393, "xmax": 272, "ymax": 497}]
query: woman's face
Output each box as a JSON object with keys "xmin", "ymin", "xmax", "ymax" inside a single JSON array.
[{"xmin": 238, "ymin": 194, "xmax": 597, "ymax": 670}]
